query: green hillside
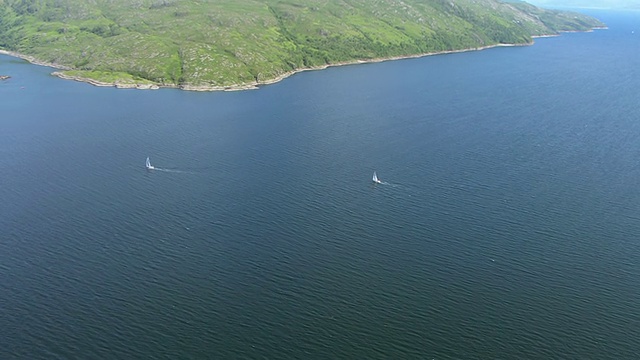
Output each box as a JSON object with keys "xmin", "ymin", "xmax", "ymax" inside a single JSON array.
[{"xmin": 0, "ymin": 0, "xmax": 604, "ymax": 89}]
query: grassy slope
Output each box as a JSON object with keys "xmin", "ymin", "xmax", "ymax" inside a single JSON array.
[{"xmin": 0, "ymin": 0, "xmax": 604, "ymax": 88}]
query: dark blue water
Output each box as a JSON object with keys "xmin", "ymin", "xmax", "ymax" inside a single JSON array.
[{"xmin": 2, "ymin": 9, "xmax": 640, "ymax": 359}]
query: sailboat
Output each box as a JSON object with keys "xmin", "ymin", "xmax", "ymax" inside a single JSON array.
[
  {"xmin": 372, "ymin": 171, "xmax": 382, "ymax": 184},
  {"xmin": 145, "ymin": 157, "xmax": 154, "ymax": 170}
]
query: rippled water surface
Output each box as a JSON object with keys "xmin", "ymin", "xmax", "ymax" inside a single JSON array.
[{"xmin": 1, "ymin": 9, "xmax": 640, "ymax": 359}]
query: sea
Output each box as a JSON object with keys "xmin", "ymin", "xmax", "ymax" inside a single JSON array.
[{"xmin": 1, "ymin": 9, "xmax": 639, "ymax": 359}]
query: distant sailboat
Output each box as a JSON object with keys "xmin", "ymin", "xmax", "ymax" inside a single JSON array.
[
  {"xmin": 372, "ymin": 171, "xmax": 381, "ymax": 184},
  {"xmin": 145, "ymin": 157, "xmax": 154, "ymax": 170}
]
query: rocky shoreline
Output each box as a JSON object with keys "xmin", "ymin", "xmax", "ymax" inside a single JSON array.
[
  {"xmin": 0, "ymin": 49, "xmax": 71, "ymax": 70},
  {"xmin": 51, "ymin": 71, "xmax": 161, "ymax": 90},
  {"xmin": 180, "ymin": 42, "xmax": 538, "ymax": 92},
  {"xmin": 0, "ymin": 33, "xmax": 598, "ymax": 92},
  {"xmin": 1, "ymin": 43, "xmax": 534, "ymax": 92}
]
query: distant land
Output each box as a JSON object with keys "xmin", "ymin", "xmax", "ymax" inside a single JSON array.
[
  {"xmin": 526, "ymin": 0, "xmax": 640, "ymax": 9},
  {"xmin": 0, "ymin": 0, "xmax": 605, "ymax": 91}
]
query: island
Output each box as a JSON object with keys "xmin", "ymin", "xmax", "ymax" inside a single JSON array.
[{"xmin": 0, "ymin": 0, "xmax": 605, "ymax": 91}]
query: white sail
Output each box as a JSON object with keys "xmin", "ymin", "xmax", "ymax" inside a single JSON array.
[
  {"xmin": 146, "ymin": 157, "xmax": 154, "ymax": 170},
  {"xmin": 372, "ymin": 171, "xmax": 380, "ymax": 184}
]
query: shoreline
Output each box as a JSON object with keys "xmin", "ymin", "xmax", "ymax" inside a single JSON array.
[
  {"xmin": 1, "ymin": 43, "xmax": 531, "ymax": 91},
  {"xmin": 0, "ymin": 30, "xmax": 598, "ymax": 92},
  {"xmin": 0, "ymin": 49, "xmax": 72, "ymax": 70},
  {"xmin": 51, "ymin": 71, "xmax": 161, "ymax": 90},
  {"xmin": 169, "ymin": 42, "xmax": 534, "ymax": 92}
]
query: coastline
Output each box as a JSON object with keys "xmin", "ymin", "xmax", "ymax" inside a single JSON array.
[
  {"xmin": 169, "ymin": 42, "xmax": 534, "ymax": 92},
  {"xmin": 1, "ymin": 43, "xmax": 531, "ymax": 92},
  {"xmin": 0, "ymin": 49, "xmax": 72, "ymax": 70},
  {"xmin": 51, "ymin": 71, "xmax": 161, "ymax": 90},
  {"xmin": 0, "ymin": 32, "xmax": 594, "ymax": 92}
]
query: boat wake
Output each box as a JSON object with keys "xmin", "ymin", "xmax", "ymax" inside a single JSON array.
[
  {"xmin": 151, "ymin": 167, "xmax": 195, "ymax": 174},
  {"xmin": 376, "ymin": 181, "xmax": 399, "ymax": 187},
  {"xmin": 372, "ymin": 171, "xmax": 399, "ymax": 187},
  {"xmin": 145, "ymin": 157, "xmax": 194, "ymax": 174},
  {"xmin": 154, "ymin": 168, "xmax": 186, "ymax": 173}
]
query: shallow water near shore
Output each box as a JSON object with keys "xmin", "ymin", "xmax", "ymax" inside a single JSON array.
[{"xmin": 2, "ymin": 9, "xmax": 640, "ymax": 359}]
